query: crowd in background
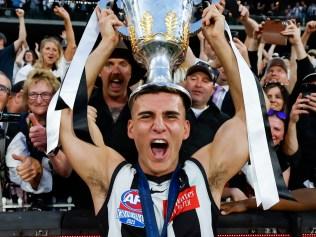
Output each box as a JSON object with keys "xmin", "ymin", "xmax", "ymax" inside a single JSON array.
[
  {"xmin": 0, "ymin": 0, "xmax": 316, "ymax": 215},
  {"xmin": 1, "ymin": 0, "xmax": 316, "ymax": 24}
]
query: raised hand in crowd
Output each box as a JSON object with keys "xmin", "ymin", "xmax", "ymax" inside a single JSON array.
[
  {"xmin": 53, "ymin": 6, "xmax": 71, "ymax": 22},
  {"xmin": 282, "ymin": 94, "xmax": 307, "ymax": 156},
  {"xmin": 14, "ymin": 8, "xmax": 26, "ymax": 52},
  {"xmin": 28, "ymin": 113, "xmax": 47, "ymax": 152},
  {"xmin": 301, "ymin": 20, "xmax": 316, "ymax": 46},
  {"xmin": 282, "ymin": 20, "xmax": 301, "ymax": 47},
  {"xmin": 53, "ymin": 6, "xmax": 77, "ymax": 62},
  {"xmin": 290, "ymin": 94, "xmax": 310, "ymax": 123},
  {"xmin": 34, "ymin": 42, "xmax": 40, "ymax": 58}
]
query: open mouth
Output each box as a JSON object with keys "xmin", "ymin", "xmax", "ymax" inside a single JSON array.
[
  {"xmin": 150, "ymin": 139, "xmax": 168, "ymax": 159},
  {"xmin": 110, "ymin": 78, "xmax": 124, "ymax": 90},
  {"xmin": 111, "ymin": 78, "xmax": 123, "ymax": 84}
]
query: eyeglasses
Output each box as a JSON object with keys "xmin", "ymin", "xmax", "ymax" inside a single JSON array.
[
  {"xmin": 267, "ymin": 109, "xmax": 287, "ymax": 120},
  {"xmin": 28, "ymin": 92, "xmax": 52, "ymax": 101},
  {"xmin": 0, "ymin": 84, "xmax": 10, "ymax": 94}
]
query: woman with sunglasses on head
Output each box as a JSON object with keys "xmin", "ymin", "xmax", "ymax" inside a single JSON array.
[
  {"xmin": 14, "ymin": 6, "xmax": 76, "ymax": 84},
  {"xmin": 4, "ymin": 69, "xmax": 71, "ymax": 209}
]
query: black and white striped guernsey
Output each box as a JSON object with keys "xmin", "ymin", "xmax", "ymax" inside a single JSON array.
[{"xmin": 96, "ymin": 159, "xmax": 219, "ymax": 237}]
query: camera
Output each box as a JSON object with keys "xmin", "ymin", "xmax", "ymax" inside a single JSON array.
[{"xmin": 261, "ymin": 20, "xmax": 288, "ymax": 46}]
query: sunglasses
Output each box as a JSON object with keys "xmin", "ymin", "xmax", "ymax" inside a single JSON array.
[{"xmin": 267, "ymin": 109, "xmax": 287, "ymax": 120}]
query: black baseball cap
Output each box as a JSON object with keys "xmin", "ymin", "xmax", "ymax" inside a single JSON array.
[
  {"xmin": 129, "ymin": 82, "xmax": 192, "ymax": 111},
  {"xmin": 186, "ymin": 61, "xmax": 218, "ymax": 82},
  {"xmin": 302, "ymin": 72, "xmax": 316, "ymax": 83}
]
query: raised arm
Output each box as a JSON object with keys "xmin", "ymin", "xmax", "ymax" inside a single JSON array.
[
  {"xmin": 193, "ymin": 5, "xmax": 248, "ymax": 207},
  {"xmin": 85, "ymin": 7, "xmax": 123, "ymax": 98},
  {"xmin": 60, "ymin": 107, "xmax": 124, "ymax": 213},
  {"xmin": 13, "ymin": 9, "xmax": 26, "ymax": 52},
  {"xmin": 59, "ymin": 9, "xmax": 125, "ymax": 213},
  {"xmin": 282, "ymin": 95, "xmax": 308, "ymax": 156},
  {"xmin": 53, "ymin": 6, "xmax": 77, "ymax": 62}
]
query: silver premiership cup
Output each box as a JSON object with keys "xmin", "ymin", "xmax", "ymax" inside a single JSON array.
[{"xmin": 108, "ymin": 0, "xmax": 209, "ymax": 83}]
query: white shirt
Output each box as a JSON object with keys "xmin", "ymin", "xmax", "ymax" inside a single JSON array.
[
  {"xmin": 14, "ymin": 56, "xmax": 71, "ymax": 84},
  {"xmin": 212, "ymin": 84, "xmax": 229, "ymax": 110}
]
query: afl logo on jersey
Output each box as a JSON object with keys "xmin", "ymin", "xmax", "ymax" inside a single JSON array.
[{"xmin": 117, "ymin": 189, "xmax": 145, "ymax": 228}]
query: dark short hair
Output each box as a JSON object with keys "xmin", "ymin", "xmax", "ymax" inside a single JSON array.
[
  {"xmin": 186, "ymin": 61, "xmax": 218, "ymax": 83},
  {"xmin": 263, "ymin": 82, "xmax": 289, "ymax": 112},
  {"xmin": 128, "ymin": 82, "xmax": 192, "ymax": 112}
]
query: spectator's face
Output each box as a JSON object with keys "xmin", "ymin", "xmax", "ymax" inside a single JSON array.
[
  {"xmin": 128, "ymin": 92, "xmax": 190, "ymax": 176},
  {"xmin": 269, "ymin": 116, "xmax": 285, "ymax": 146},
  {"xmin": 100, "ymin": 58, "xmax": 132, "ymax": 100},
  {"xmin": 265, "ymin": 66, "xmax": 288, "ymax": 85},
  {"xmin": 0, "ymin": 75, "xmax": 11, "ymax": 111},
  {"xmin": 184, "ymin": 71, "xmax": 214, "ymax": 109},
  {"xmin": 266, "ymin": 86, "xmax": 284, "ymax": 111},
  {"xmin": 27, "ymin": 81, "xmax": 53, "ymax": 118},
  {"xmin": 24, "ymin": 51, "xmax": 34, "ymax": 64},
  {"xmin": 41, "ymin": 41, "xmax": 60, "ymax": 68},
  {"xmin": 217, "ymin": 67, "xmax": 228, "ymax": 86}
]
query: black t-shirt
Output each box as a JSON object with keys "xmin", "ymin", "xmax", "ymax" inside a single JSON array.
[
  {"xmin": 181, "ymin": 103, "xmax": 230, "ymax": 162},
  {"xmin": 89, "ymin": 87, "xmax": 138, "ymax": 164},
  {"xmin": 0, "ymin": 44, "xmax": 15, "ymax": 80}
]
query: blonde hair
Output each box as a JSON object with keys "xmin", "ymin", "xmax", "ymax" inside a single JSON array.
[
  {"xmin": 23, "ymin": 68, "xmax": 60, "ymax": 102},
  {"xmin": 33, "ymin": 37, "xmax": 63, "ymax": 69}
]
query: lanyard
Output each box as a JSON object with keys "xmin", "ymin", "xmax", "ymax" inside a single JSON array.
[{"xmin": 136, "ymin": 164, "xmax": 181, "ymax": 237}]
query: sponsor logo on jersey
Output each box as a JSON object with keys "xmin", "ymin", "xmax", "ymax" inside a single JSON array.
[
  {"xmin": 117, "ymin": 189, "xmax": 145, "ymax": 228},
  {"xmin": 163, "ymin": 186, "xmax": 200, "ymax": 221}
]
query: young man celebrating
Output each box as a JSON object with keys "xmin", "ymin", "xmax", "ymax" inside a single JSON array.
[{"xmin": 59, "ymin": 5, "xmax": 248, "ymax": 237}]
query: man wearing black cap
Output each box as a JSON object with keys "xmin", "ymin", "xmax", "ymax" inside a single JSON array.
[
  {"xmin": 54, "ymin": 41, "xmax": 142, "ymax": 210},
  {"xmin": 59, "ymin": 6, "xmax": 250, "ymax": 237},
  {"xmin": 88, "ymin": 40, "xmax": 140, "ymax": 164},
  {"xmin": 181, "ymin": 61, "xmax": 229, "ymax": 161}
]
